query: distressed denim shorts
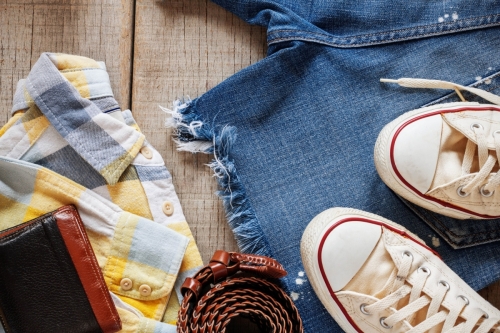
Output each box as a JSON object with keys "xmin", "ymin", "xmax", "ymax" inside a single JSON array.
[{"xmin": 167, "ymin": 1, "xmax": 500, "ymax": 331}]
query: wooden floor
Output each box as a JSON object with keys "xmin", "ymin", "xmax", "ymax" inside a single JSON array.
[{"xmin": 1, "ymin": 0, "xmax": 499, "ymax": 325}]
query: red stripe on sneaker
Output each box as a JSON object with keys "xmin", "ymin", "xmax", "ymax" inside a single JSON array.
[
  {"xmin": 390, "ymin": 105, "xmax": 500, "ymax": 219},
  {"xmin": 317, "ymin": 216, "xmax": 439, "ymax": 332}
]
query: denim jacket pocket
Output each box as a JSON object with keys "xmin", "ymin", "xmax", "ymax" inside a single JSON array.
[{"xmin": 403, "ymin": 71, "xmax": 500, "ymax": 249}]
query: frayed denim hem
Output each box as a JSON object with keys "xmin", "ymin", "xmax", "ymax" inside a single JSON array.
[{"xmin": 163, "ymin": 101, "xmax": 273, "ymax": 257}]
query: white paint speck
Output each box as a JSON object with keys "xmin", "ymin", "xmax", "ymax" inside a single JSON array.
[
  {"xmin": 486, "ymin": 79, "xmax": 492, "ymax": 85},
  {"xmin": 444, "ymin": 14, "xmax": 449, "ymax": 18},
  {"xmin": 291, "ymin": 292, "xmax": 300, "ymax": 301},
  {"xmin": 438, "ymin": 17, "xmax": 445, "ymax": 23},
  {"xmin": 296, "ymin": 278, "xmax": 304, "ymax": 285},
  {"xmin": 432, "ymin": 237, "xmax": 441, "ymax": 247},
  {"xmin": 475, "ymin": 76, "xmax": 482, "ymax": 81},
  {"xmin": 298, "ymin": 271, "xmax": 304, "ymax": 277},
  {"xmin": 452, "ymin": 12, "xmax": 459, "ymax": 20}
]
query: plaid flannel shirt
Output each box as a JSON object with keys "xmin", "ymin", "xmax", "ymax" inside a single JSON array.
[{"xmin": 0, "ymin": 53, "xmax": 203, "ymax": 332}]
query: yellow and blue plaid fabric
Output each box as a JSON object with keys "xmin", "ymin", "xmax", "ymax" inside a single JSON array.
[{"xmin": 0, "ymin": 53, "xmax": 203, "ymax": 333}]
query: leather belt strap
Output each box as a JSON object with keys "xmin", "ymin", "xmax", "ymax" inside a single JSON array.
[{"xmin": 177, "ymin": 250, "xmax": 304, "ymax": 333}]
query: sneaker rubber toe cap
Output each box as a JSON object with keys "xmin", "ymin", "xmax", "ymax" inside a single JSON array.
[
  {"xmin": 319, "ymin": 220, "xmax": 381, "ymax": 292},
  {"xmin": 392, "ymin": 114, "xmax": 442, "ymax": 194}
]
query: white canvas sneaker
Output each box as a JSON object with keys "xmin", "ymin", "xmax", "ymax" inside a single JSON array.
[
  {"xmin": 301, "ymin": 207, "xmax": 500, "ymax": 333},
  {"xmin": 374, "ymin": 78, "xmax": 500, "ymax": 219}
]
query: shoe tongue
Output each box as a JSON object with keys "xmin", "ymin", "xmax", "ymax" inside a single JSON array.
[
  {"xmin": 430, "ymin": 120, "xmax": 469, "ymax": 189},
  {"xmin": 429, "ymin": 117, "xmax": 500, "ymax": 190},
  {"xmin": 342, "ymin": 231, "xmax": 395, "ymax": 297}
]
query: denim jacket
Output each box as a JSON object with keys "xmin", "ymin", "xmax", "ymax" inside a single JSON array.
[{"xmin": 167, "ymin": 1, "xmax": 500, "ymax": 331}]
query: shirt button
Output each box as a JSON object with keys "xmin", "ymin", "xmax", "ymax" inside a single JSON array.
[
  {"xmin": 162, "ymin": 201, "xmax": 174, "ymax": 216},
  {"xmin": 140, "ymin": 146, "xmax": 153, "ymax": 159},
  {"xmin": 139, "ymin": 284, "xmax": 152, "ymax": 296},
  {"xmin": 120, "ymin": 278, "xmax": 133, "ymax": 291}
]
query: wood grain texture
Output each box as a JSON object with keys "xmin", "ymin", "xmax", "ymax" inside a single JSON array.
[
  {"xmin": 132, "ymin": 0, "xmax": 267, "ymax": 263},
  {"xmin": 1, "ymin": 0, "xmax": 499, "ymax": 329},
  {"xmin": 0, "ymin": 0, "xmax": 133, "ymax": 115}
]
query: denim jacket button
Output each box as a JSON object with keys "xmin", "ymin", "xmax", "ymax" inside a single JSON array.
[
  {"xmin": 120, "ymin": 278, "xmax": 133, "ymax": 291},
  {"xmin": 140, "ymin": 146, "xmax": 153, "ymax": 159},
  {"xmin": 162, "ymin": 201, "xmax": 174, "ymax": 216},
  {"xmin": 139, "ymin": 284, "xmax": 152, "ymax": 296}
]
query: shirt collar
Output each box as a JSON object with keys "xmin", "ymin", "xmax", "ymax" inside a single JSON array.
[{"xmin": 12, "ymin": 53, "xmax": 144, "ymax": 185}]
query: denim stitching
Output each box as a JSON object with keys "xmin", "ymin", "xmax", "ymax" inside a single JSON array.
[
  {"xmin": 270, "ymin": 13, "xmax": 500, "ymax": 40},
  {"xmin": 268, "ymin": 22, "xmax": 500, "ymax": 48},
  {"xmin": 269, "ymin": 14, "xmax": 500, "ymax": 39},
  {"xmin": 267, "ymin": 14, "xmax": 500, "ymax": 47}
]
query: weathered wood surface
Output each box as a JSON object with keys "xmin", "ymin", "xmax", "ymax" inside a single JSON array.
[
  {"xmin": 1, "ymin": 0, "xmax": 498, "ymax": 327},
  {"xmin": 0, "ymin": 0, "xmax": 134, "ymax": 113},
  {"xmin": 132, "ymin": 0, "xmax": 267, "ymax": 262}
]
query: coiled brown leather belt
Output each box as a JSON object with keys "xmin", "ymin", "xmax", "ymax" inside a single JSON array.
[{"xmin": 177, "ymin": 250, "xmax": 304, "ymax": 333}]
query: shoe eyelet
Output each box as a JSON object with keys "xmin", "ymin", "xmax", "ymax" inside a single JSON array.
[
  {"xmin": 379, "ymin": 317, "xmax": 393, "ymax": 329},
  {"xmin": 417, "ymin": 266, "xmax": 431, "ymax": 276},
  {"xmin": 470, "ymin": 123, "xmax": 484, "ymax": 131},
  {"xmin": 402, "ymin": 251, "xmax": 413, "ymax": 260},
  {"xmin": 492, "ymin": 130, "xmax": 500, "ymax": 138},
  {"xmin": 457, "ymin": 295, "xmax": 469, "ymax": 305},
  {"xmin": 438, "ymin": 280, "xmax": 450, "ymax": 291},
  {"xmin": 457, "ymin": 186, "xmax": 470, "ymax": 197},
  {"xmin": 481, "ymin": 310, "xmax": 489, "ymax": 319},
  {"xmin": 360, "ymin": 304, "xmax": 371, "ymax": 315},
  {"xmin": 480, "ymin": 185, "xmax": 494, "ymax": 197}
]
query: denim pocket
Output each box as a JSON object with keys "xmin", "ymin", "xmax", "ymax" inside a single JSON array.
[
  {"xmin": 403, "ymin": 72, "xmax": 500, "ymax": 248},
  {"xmin": 403, "ymin": 198, "xmax": 500, "ymax": 248}
]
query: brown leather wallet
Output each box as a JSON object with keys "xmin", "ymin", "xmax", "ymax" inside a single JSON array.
[
  {"xmin": 0, "ymin": 205, "xmax": 121, "ymax": 333},
  {"xmin": 178, "ymin": 250, "xmax": 304, "ymax": 333}
]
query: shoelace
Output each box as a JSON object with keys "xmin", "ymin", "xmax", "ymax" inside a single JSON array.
[
  {"xmin": 360, "ymin": 252, "xmax": 499, "ymax": 333},
  {"xmin": 381, "ymin": 78, "xmax": 500, "ymax": 197},
  {"xmin": 459, "ymin": 124, "xmax": 500, "ymax": 197}
]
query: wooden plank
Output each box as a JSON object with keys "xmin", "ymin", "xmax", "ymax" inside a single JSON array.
[
  {"xmin": 139, "ymin": 16, "xmax": 277, "ymax": 331},
  {"xmin": 132, "ymin": 0, "xmax": 267, "ymax": 263},
  {"xmin": 0, "ymin": 0, "xmax": 134, "ymax": 117}
]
